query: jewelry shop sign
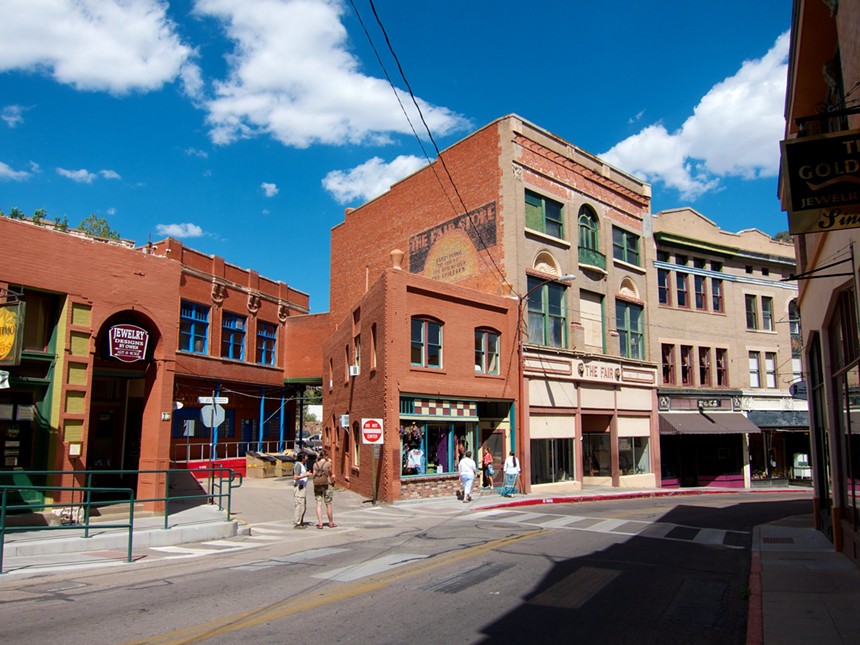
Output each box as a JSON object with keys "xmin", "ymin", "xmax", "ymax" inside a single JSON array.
[
  {"xmin": 781, "ymin": 129, "xmax": 860, "ymax": 235},
  {"xmin": 108, "ymin": 324, "xmax": 149, "ymax": 363}
]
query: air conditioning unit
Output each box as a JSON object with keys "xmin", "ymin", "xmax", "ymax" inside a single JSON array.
[
  {"xmin": 339, "ymin": 414, "xmax": 350, "ymax": 428},
  {"xmin": 348, "ymin": 364, "xmax": 360, "ymax": 377}
]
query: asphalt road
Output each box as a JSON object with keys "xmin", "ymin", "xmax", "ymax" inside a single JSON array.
[{"xmin": 0, "ymin": 492, "xmax": 811, "ymax": 645}]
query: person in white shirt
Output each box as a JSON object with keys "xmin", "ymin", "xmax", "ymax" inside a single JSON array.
[
  {"xmin": 501, "ymin": 450, "xmax": 521, "ymax": 496},
  {"xmin": 292, "ymin": 452, "xmax": 309, "ymax": 528},
  {"xmin": 458, "ymin": 450, "xmax": 478, "ymax": 502}
]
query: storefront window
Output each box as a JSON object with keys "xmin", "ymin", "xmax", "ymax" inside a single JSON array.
[
  {"xmin": 618, "ymin": 437, "xmax": 650, "ymax": 475},
  {"xmin": 401, "ymin": 422, "xmax": 475, "ymax": 477},
  {"xmin": 583, "ymin": 433, "xmax": 611, "ymax": 476},
  {"xmin": 530, "ymin": 438, "xmax": 575, "ymax": 484}
]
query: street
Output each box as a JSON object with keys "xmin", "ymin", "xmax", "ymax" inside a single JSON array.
[{"xmin": 0, "ymin": 492, "xmax": 811, "ymax": 644}]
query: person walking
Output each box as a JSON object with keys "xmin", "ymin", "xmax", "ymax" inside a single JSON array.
[
  {"xmin": 458, "ymin": 449, "xmax": 478, "ymax": 502},
  {"xmin": 312, "ymin": 448, "xmax": 336, "ymax": 528},
  {"xmin": 482, "ymin": 450, "xmax": 494, "ymax": 488},
  {"xmin": 501, "ymin": 450, "xmax": 521, "ymax": 497},
  {"xmin": 292, "ymin": 452, "xmax": 310, "ymax": 528}
]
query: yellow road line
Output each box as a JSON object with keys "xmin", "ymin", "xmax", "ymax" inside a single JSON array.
[{"xmin": 126, "ymin": 529, "xmax": 545, "ymax": 645}]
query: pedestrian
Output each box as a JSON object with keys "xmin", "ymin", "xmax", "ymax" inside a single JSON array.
[
  {"xmin": 292, "ymin": 452, "xmax": 309, "ymax": 528},
  {"xmin": 312, "ymin": 448, "xmax": 336, "ymax": 528},
  {"xmin": 458, "ymin": 449, "xmax": 477, "ymax": 502},
  {"xmin": 482, "ymin": 450, "xmax": 494, "ymax": 488},
  {"xmin": 501, "ymin": 450, "xmax": 521, "ymax": 497}
]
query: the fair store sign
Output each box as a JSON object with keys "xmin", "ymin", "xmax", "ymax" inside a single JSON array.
[{"xmin": 577, "ymin": 360, "xmax": 621, "ymax": 383}]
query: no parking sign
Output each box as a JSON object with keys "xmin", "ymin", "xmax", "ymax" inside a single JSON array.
[{"xmin": 361, "ymin": 418, "xmax": 384, "ymax": 444}]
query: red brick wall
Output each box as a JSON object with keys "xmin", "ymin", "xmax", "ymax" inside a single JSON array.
[{"xmin": 283, "ymin": 313, "xmax": 332, "ymax": 380}]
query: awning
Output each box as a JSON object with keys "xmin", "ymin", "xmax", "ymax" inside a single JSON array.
[{"xmin": 659, "ymin": 412, "xmax": 761, "ymax": 435}]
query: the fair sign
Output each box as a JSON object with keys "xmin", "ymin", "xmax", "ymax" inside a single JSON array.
[
  {"xmin": 108, "ymin": 324, "xmax": 149, "ymax": 363},
  {"xmin": 361, "ymin": 418, "xmax": 384, "ymax": 445}
]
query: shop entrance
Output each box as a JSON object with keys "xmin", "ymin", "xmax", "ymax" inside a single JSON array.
[{"xmin": 86, "ymin": 375, "xmax": 144, "ymax": 491}]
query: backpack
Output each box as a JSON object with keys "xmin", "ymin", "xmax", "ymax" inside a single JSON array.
[{"xmin": 313, "ymin": 460, "xmax": 330, "ymax": 487}]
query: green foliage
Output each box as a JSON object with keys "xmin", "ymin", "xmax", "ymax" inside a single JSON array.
[
  {"xmin": 773, "ymin": 231, "xmax": 792, "ymax": 242},
  {"xmin": 54, "ymin": 215, "xmax": 69, "ymax": 232},
  {"xmin": 32, "ymin": 208, "xmax": 46, "ymax": 225},
  {"xmin": 77, "ymin": 213, "xmax": 120, "ymax": 240},
  {"xmin": 9, "ymin": 207, "xmax": 23, "ymax": 220}
]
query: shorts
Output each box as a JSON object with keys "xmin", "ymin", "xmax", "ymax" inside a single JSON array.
[{"xmin": 314, "ymin": 484, "xmax": 333, "ymax": 504}]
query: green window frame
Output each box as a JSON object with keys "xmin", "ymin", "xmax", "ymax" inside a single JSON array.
[
  {"xmin": 527, "ymin": 276, "xmax": 567, "ymax": 348},
  {"xmin": 616, "ymin": 299, "xmax": 644, "ymax": 360},
  {"xmin": 612, "ymin": 226, "xmax": 640, "ymax": 266},
  {"xmin": 525, "ymin": 190, "xmax": 564, "ymax": 239},
  {"xmin": 578, "ymin": 205, "xmax": 598, "ymax": 251}
]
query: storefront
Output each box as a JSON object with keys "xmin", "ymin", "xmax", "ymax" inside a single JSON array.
[{"xmin": 747, "ymin": 410, "xmax": 811, "ymax": 485}]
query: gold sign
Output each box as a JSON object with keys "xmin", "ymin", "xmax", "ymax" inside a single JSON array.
[
  {"xmin": 781, "ymin": 129, "xmax": 860, "ymax": 234},
  {"xmin": 0, "ymin": 301, "xmax": 24, "ymax": 367}
]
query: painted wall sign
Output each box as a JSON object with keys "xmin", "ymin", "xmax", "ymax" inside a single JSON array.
[
  {"xmin": 781, "ymin": 129, "xmax": 860, "ymax": 234},
  {"xmin": 577, "ymin": 360, "xmax": 621, "ymax": 383},
  {"xmin": 408, "ymin": 201, "xmax": 497, "ymax": 281},
  {"xmin": 0, "ymin": 301, "xmax": 25, "ymax": 367},
  {"xmin": 108, "ymin": 324, "xmax": 149, "ymax": 363}
]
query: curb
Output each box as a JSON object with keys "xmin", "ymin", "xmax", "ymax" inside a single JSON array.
[{"xmin": 746, "ymin": 526, "xmax": 764, "ymax": 645}]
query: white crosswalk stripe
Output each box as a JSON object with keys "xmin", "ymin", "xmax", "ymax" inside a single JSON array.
[{"xmin": 312, "ymin": 553, "xmax": 428, "ymax": 582}]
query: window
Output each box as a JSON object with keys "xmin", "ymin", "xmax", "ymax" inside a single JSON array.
[
  {"xmin": 749, "ymin": 351, "xmax": 761, "ymax": 388},
  {"xmin": 354, "ymin": 334, "xmax": 361, "ymax": 371},
  {"xmin": 616, "ymin": 300, "xmax": 644, "ymax": 360},
  {"xmin": 712, "ymin": 278, "xmax": 724, "ymax": 312},
  {"xmin": 716, "ymin": 348, "xmax": 728, "ymax": 386},
  {"xmin": 580, "ymin": 291, "xmax": 605, "ymax": 352},
  {"xmin": 681, "ymin": 345, "xmax": 694, "ymax": 385},
  {"xmin": 618, "ymin": 437, "xmax": 651, "ymax": 475},
  {"xmin": 474, "ymin": 329, "xmax": 500, "ymax": 374},
  {"xmin": 658, "ymin": 268, "xmax": 671, "ymax": 305},
  {"xmin": 578, "ymin": 206, "xmax": 598, "ymax": 250},
  {"xmin": 699, "ymin": 347, "xmax": 711, "ymax": 386},
  {"xmin": 402, "ymin": 421, "xmax": 476, "ymax": 476},
  {"xmin": 612, "ymin": 227, "xmax": 640, "ymax": 266},
  {"xmin": 694, "ymin": 275, "xmax": 707, "ymax": 310},
  {"xmin": 761, "ymin": 297, "xmax": 774, "ymax": 331},
  {"xmin": 20, "ymin": 291, "xmax": 57, "ymax": 352},
  {"xmin": 661, "ymin": 344, "xmax": 676, "ymax": 385},
  {"xmin": 371, "ymin": 323, "xmax": 378, "ymax": 370},
  {"xmin": 527, "ymin": 276, "xmax": 567, "ymax": 348},
  {"xmin": 745, "ymin": 294, "xmax": 758, "ymax": 330},
  {"xmin": 525, "ymin": 190, "xmax": 564, "ymax": 238},
  {"xmin": 676, "ymin": 272, "xmax": 689, "ymax": 308},
  {"xmin": 765, "ymin": 352, "xmax": 778, "ymax": 388},
  {"xmin": 789, "ymin": 299, "xmax": 801, "ymax": 336},
  {"xmin": 221, "ymin": 312, "xmax": 245, "ymax": 360},
  {"xmin": 411, "ymin": 318, "xmax": 442, "ymax": 368},
  {"xmin": 180, "ymin": 300, "xmax": 209, "ymax": 354},
  {"xmin": 255, "ymin": 321, "xmax": 277, "ymax": 365}
]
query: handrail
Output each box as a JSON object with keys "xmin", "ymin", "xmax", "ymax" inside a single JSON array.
[
  {"xmin": 0, "ymin": 484, "xmax": 135, "ymax": 574},
  {"xmin": 171, "ymin": 439, "xmax": 314, "ymax": 462},
  {"xmin": 0, "ymin": 467, "xmax": 243, "ymax": 572}
]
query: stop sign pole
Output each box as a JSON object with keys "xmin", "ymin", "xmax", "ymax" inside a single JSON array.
[{"xmin": 361, "ymin": 418, "xmax": 384, "ymax": 505}]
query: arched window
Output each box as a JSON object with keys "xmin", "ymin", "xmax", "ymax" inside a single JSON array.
[{"xmin": 578, "ymin": 205, "xmax": 599, "ymax": 251}]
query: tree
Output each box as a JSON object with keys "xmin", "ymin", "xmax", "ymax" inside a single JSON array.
[
  {"xmin": 773, "ymin": 231, "xmax": 792, "ymax": 242},
  {"xmin": 78, "ymin": 213, "xmax": 120, "ymax": 240},
  {"xmin": 9, "ymin": 207, "xmax": 23, "ymax": 220},
  {"xmin": 54, "ymin": 215, "xmax": 69, "ymax": 232},
  {"xmin": 32, "ymin": 208, "xmax": 46, "ymax": 226}
]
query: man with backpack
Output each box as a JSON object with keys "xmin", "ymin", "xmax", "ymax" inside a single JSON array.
[{"xmin": 313, "ymin": 448, "xmax": 336, "ymax": 528}]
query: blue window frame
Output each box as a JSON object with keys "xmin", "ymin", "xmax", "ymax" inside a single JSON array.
[
  {"xmin": 411, "ymin": 318, "xmax": 442, "ymax": 368},
  {"xmin": 475, "ymin": 329, "xmax": 500, "ymax": 374},
  {"xmin": 221, "ymin": 312, "xmax": 246, "ymax": 360},
  {"xmin": 527, "ymin": 276, "xmax": 567, "ymax": 348},
  {"xmin": 180, "ymin": 300, "xmax": 209, "ymax": 354},
  {"xmin": 256, "ymin": 321, "xmax": 277, "ymax": 366}
]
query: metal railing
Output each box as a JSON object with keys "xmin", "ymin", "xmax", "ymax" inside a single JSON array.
[
  {"xmin": 171, "ymin": 440, "xmax": 318, "ymax": 462},
  {"xmin": 0, "ymin": 467, "xmax": 243, "ymax": 574}
]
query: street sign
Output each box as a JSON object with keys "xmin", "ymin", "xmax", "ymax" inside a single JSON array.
[
  {"xmin": 361, "ymin": 418, "xmax": 384, "ymax": 444},
  {"xmin": 198, "ymin": 396, "xmax": 229, "ymax": 404},
  {"xmin": 200, "ymin": 403, "xmax": 226, "ymax": 428}
]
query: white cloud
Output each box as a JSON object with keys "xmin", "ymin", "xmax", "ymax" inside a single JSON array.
[
  {"xmin": 185, "ymin": 147, "xmax": 209, "ymax": 159},
  {"xmin": 100, "ymin": 169, "xmax": 121, "ymax": 180},
  {"xmin": 323, "ymin": 155, "xmax": 427, "ymax": 204},
  {"xmin": 0, "ymin": 0, "xmax": 199, "ymax": 95},
  {"xmin": 601, "ymin": 31, "xmax": 789, "ymax": 200},
  {"xmin": 0, "ymin": 161, "xmax": 30, "ymax": 181},
  {"xmin": 155, "ymin": 222, "xmax": 204, "ymax": 238},
  {"xmin": 261, "ymin": 182, "xmax": 279, "ymax": 197},
  {"xmin": 57, "ymin": 167, "xmax": 96, "ymax": 183},
  {"xmin": 1, "ymin": 105, "xmax": 25, "ymax": 127},
  {"xmin": 195, "ymin": 0, "xmax": 469, "ymax": 148}
]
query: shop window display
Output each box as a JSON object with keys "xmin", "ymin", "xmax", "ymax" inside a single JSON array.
[{"xmin": 401, "ymin": 422, "xmax": 475, "ymax": 476}]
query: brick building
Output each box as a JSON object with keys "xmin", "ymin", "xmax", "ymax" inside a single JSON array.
[
  {"xmin": 324, "ymin": 115, "xmax": 659, "ymax": 502},
  {"xmin": 779, "ymin": 0, "xmax": 860, "ymax": 562},
  {"xmin": 0, "ymin": 216, "xmax": 309, "ymax": 505},
  {"xmin": 648, "ymin": 208, "xmax": 805, "ymax": 489}
]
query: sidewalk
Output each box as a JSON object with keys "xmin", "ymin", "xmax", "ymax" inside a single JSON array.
[{"xmin": 2, "ymin": 479, "xmax": 857, "ymax": 644}]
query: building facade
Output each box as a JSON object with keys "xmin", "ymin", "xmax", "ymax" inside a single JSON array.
[
  {"xmin": 779, "ymin": 0, "xmax": 860, "ymax": 562},
  {"xmin": 648, "ymin": 208, "xmax": 806, "ymax": 489},
  {"xmin": 324, "ymin": 115, "xmax": 659, "ymax": 501},
  {"xmin": 0, "ymin": 217, "xmax": 308, "ymax": 505}
]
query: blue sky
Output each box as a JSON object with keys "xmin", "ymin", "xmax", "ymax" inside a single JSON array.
[{"xmin": 0, "ymin": 0, "xmax": 791, "ymax": 312}]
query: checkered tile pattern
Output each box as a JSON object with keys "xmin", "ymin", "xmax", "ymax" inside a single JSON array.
[{"xmin": 414, "ymin": 399, "xmax": 477, "ymax": 417}]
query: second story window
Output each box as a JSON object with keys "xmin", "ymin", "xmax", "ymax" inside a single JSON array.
[
  {"xmin": 256, "ymin": 321, "xmax": 277, "ymax": 366},
  {"xmin": 411, "ymin": 317, "xmax": 442, "ymax": 368},
  {"xmin": 525, "ymin": 190, "xmax": 564, "ymax": 239},
  {"xmin": 616, "ymin": 300, "xmax": 644, "ymax": 360},
  {"xmin": 661, "ymin": 344, "xmax": 676, "ymax": 385},
  {"xmin": 681, "ymin": 345, "xmax": 693, "ymax": 385},
  {"xmin": 699, "ymin": 347, "xmax": 711, "ymax": 386},
  {"xmin": 180, "ymin": 300, "xmax": 209, "ymax": 354},
  {"xmin": 221, "ymin": 312, "xmax": 246, "ymax": 360},
  {"xmin": 612, "ymin": 226, "xmax": 640, "ymax": 266},
  {"xmin": 474, "ymin": 329, "xmax": 500, "ymax": 374},
  {"xmin": 527, "ymin": 276, "xmax": 568, "ymax": 348},
  {"xmin": 716, "ymin": 348, "xmax": 728, "ymax": 386}
]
